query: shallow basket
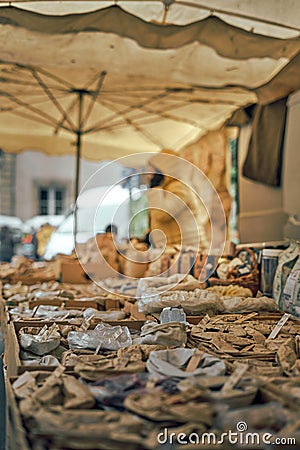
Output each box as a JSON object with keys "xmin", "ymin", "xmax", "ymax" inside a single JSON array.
[{"xmin": 208, "ymin": 247, "xmax": 260, "ymax": 295}]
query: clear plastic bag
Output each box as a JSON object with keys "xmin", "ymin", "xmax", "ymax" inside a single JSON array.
[
  {"xmin": 136, "ymin": 274, "xmax": 186, "ymax": 297},
  {"xmin": 67, "ymin": 323, "xmax": 132, "ymax": 350},
  {"xmin": 19, "ymin": 333, "xmax": 60, "ymax": 356},
  {"xmin": 137, "ymin": 291, "xmax": 161, "ymax": 314}
]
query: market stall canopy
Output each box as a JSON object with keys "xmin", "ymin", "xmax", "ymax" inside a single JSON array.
[{"xmin": 0, "ymin": 0, "xmax": 300, "ymax": 165}]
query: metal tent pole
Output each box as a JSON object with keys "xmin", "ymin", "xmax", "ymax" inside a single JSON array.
[{"xmin": 74, "ymin": 91, "xmax": 84, "ymax": 239}]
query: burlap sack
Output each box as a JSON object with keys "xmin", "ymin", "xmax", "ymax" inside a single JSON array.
[
  {"xmin": 137, "ymin": 321, "xmax": 187, "ymax": 347},
  {"xmin": 147, "ymin": 348, "xmax": 226, "ymax": 379}
]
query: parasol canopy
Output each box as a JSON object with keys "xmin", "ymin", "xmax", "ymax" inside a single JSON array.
[{"xmin": 0, "ymin": 0, "xmax": 299, "ymax": 166}]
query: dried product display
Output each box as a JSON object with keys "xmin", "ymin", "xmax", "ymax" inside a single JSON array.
[
  {"xmin": 138, "ymin": 288, "xmax": 278, "ymax": 315},
  {"xmin": 8, "ymin": 365, "xmax": 300, "ymax": 450},
  {"xmin": 0, "ymin": 257, "xmax": 57, "ymax": 284},
  {"xmin": 1, "ymin": 259, "xmax": 300, "ymax": 450}
]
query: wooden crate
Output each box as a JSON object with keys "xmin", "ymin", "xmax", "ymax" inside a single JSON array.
[
  {"xmin": 6, "ymin": 378, "xmax": 30, "ymax": 450},
  {"xmin": 123, "ymin": 300, "xmax": 151, "ymax": 321},
  {"xmin": 4, "ymin": 322, "xmax": 23, "ymax": 377},
  {"xmin": 28, "ymin": 298, "xmax": 100, "ymax": 310},
  {"xmin": 0, "ymin": 281, "xmax": 7, "ymax": 333},
  {"xmin": 6, "ymin": 318, "xmax": 147, "ymax": 376}
]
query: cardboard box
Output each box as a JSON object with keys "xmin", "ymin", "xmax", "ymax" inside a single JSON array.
[
  {"xmin": 61, "ymin": 261, "xmax": 90, "ymax": 284},
  {"xmin": 6, "ymin": 378, "xmax": 30, "ymax": 450},
  {"xmin": 123, "ymin": 300, "xmax": 152, "ymax": 321},
  {"xmin": 84, "ymin": 261, "xmax": 119, "ymax": 281},
  {"xmin": 61, "ymin": 259, "xmax": 120, "ymax": 284},
  {"xmin": 28, "ymin": 298, "xmax": 100, "ymax": 310},
  {"xmin": 6, "ymin": 318, "xmax": 147, "ymax": 376}
]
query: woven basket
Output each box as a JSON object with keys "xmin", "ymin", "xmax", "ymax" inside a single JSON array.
[{"xmin": 208, "ymin": 247, "xmax": 260, "ymax": 295}]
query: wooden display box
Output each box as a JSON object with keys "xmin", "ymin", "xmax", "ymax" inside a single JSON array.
[
  {"xmin": 5, "ymin": 318, "xmax": 147, "ymax": 376},
  {"xmin": 60, "ymin": 261, "xmax": 90, "ymax": 284},
  {"xmin": 123, "ymin": 300, "xmax": 149, "ymax": 321},
  {"xmin": 61, "ymin": 260, "xmax": 120, "ymax": 284},
  {"xmin": 6, "ymin": 378, "xmax": 30, "ymax": 450},
  {"xmin": 0, "ymin": 281, "xmax": 6, "ymax": 330},
  {"xmin": 27, "ymin": 296, "xmax": 121, "ymax": 312},
  {"xmin": 28, "ymin": 298, "xmax": 100, "ymax": 310}
]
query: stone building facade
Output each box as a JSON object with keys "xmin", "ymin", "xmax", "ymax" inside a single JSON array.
[{"xmin": 0, "ymin": 151, "xmax": 16, "ymax": 216}]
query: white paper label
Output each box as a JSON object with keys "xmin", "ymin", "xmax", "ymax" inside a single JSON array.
[{"xmin": 267, "ymin": 313, "xmax": 291, "ymax": 339}]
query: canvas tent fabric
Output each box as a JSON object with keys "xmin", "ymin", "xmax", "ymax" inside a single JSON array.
[
  {"xmin": 0, "ymin": 1, "xmax": 299, "ymax": 166},
  {"xmin": 243, "ymin": 97, "xmax": 288, "ymax": 186}
]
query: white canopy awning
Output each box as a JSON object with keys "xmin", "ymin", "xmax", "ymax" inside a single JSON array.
[{"xmin": 0, "ymin": 0, "xmax": 299, "ymax": 164}]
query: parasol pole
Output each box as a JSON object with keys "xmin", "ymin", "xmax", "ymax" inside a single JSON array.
[{"xmin": 74, "ymin": 90, "xmax": 84, "ymax": 238}]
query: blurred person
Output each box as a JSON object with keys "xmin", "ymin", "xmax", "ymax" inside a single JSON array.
[
  {"xmin": 36, "ymin": 223, "xmax": 56, "ymax": 258},
  {"xmin": 146, "ymin": 150, "xmax": 209, "ymax": 250},
  {"xmin": 21, "ymin": 226, "xmax": 39, "ymax": 260},
  {"xmin": 105, "ymin": 223, "xmax": 118, "ymax": 236},
  {"xmin": 31, "ymin": 227, "xmax": 39, "ymax": 260},
  {"xmin": 93, "ymin": 223, "xmax": 120, "ymax": 271},
  {"xmin": 0, "ymin": 225, "xmax": 14, "ymax": 262}
]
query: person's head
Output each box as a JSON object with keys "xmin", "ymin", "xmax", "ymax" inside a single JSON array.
[
  {"xmin": 1, "ymin": 225, "xmax": 10, "ymax": 236},
  {"xmin": 147, "ymin": 150, "xmax": 179, "ymax": 187},
  {"xmin": 105, "ymin": 224, "xmax": 118, "ymax": 235}
]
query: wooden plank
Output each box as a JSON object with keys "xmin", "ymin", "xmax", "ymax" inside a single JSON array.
[
  {"xmin": 0, "ymin": 281, "xmax": 9, "ymax": 336},
  {"xmin": 104, "ymin": 298, "xmax": 121, "ymax": 310},
  {"xmin": 185, "ymin": 350, "xmax": 203, "ymax": 372},
  {"xmin": 28, "ymin": 298, "xmax": 99, "ymax": 310},
  {"xmin": 6, "ymin": 378, "xmax": 30, "ymax": 450},
  {"xmin": 123, "ymin": 301, "xmax": 147, "ymax": 320},
  {"xmin": 13, "ymin": 320, "xmax": 76, "ymax": 334},
  {"xmin": 10, "ymin": 318, "xmax": 146, "ymax": 375},
  {"xmin": 4, "ymin": 322, "xmax": 21, "ymax": 377},
  {"xmin": 93, "ymin": 318, "xmax": 146, "ymax": 330}
]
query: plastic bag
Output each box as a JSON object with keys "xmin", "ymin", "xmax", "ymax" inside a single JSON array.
[
  {"xmin": 135, "ymin": 321, "xmax": 187, "ymax": 347},
  {"xmin": 273, "ymin": 241, "xmax": 300, "ymax": 309},
  {"xmin": 136, "ymin": 274, "xmax": 186, "ymax": 298},
  {"xmin": 147, "ymin": 348, "xmax": 226, "ymax": 379},
  {"xmin": 67, "ymin": 323, "xmax": 132, "ymax": 350},
  {"xmin": 19, "ymin": 333, "xmax": 60, "ymax": 356}
]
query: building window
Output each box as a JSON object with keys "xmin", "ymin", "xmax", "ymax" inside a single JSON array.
[
  {"xmin": 38, "ymin": 186, "xmax": 65, "ymax": 215},
  {"xmin": 55, "ymin": 188, "xmax": 64, "ymax": 215}
]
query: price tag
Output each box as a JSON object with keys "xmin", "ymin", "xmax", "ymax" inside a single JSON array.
[
  {"xmin": 235, "ymin": 312, "xmax": 258, "ymax": 324},
  {"xmin": 31, "ymin": 305, "xmax": 40, "ymax": 318},
  {"xmin": 185, "ymin": 350, "xmax": 203, "ymax": 372},
  {"xmin": 238, "ymin": 266, "xmax": 250, "ymax": 275},
  {"xmin": 240, "ymin": 343, "xmax": 255, "ymax": 353},
  {"xmin": 295, "ymin": 335, "xmax": 300, "ymax": 357},
  {"xmin": 94, "ymin": 342, "xmax": 102, "ymax": 355},
  {"xmin": 46, "ymin": 364, "xmax": 65, "ymax": 383},
  {"xmin": 221, "ymin": 363, "xmax": 249, "ymax": 392},
  {"xmin": 199, "ymin": 315, "xmax": 211, "ymax": 326},
  {"xmin": 210, "ymin": 316, "xmax": 223, "ymax": 325},
  {"xmin": 79, "ymin": 316, "xmax": 92, "ymax": 332},
  {"xmin": 38, "ymin": 325, "xmax": 48, "ymax": 337},
  {"xmin": 40, "ymin": 323, "xmax": 59, "ymax": 342},
  {"xmin": 267, "ymin": 313, "xmax": 291, "ymax": 340},
  {"xmin": 110, "ymin": 329, "xmax": 123, "ymax": 340},
  {"xmin": 47, "ymin": 323, "xmax": 59, "ymax": 337}
]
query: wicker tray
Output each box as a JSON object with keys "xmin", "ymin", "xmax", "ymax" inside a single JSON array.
[{"xmin": 208, "ymin": 248, "xmax": 260, "ymax": 295}]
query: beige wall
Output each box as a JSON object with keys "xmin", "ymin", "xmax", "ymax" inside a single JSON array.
[
  {"xmin": 15, "ymin": 151, "xmax": 124, "ymax": 221},
  {"xmin": 283, "ymin": 91, "xmax": 300, "ymax": 216},
  {"xmin": 238, "ymin": 90, "xmax": 300, "ymax": 243},
  {"xmin": 238, "ymin": 125, "xmax": 286, "ymax": 242}
]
